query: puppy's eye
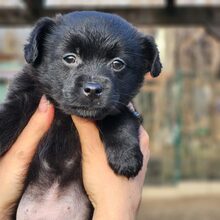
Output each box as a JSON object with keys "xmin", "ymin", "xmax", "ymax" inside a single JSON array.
[
  {"xmin": 111, "ymin": 58, "xmax": 125, "ymax": 71},
  {"xmin": 63, "ymin": 53, "xmax": 77, "ymax": 64}
]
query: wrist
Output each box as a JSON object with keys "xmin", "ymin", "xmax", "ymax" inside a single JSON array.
[{"xmin": 93, "ymin": 200, "xmax": 137, "ymax": 220}]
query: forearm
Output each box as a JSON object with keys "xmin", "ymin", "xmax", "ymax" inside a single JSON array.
[
  {"xmin": 93, "ymin": 199, "xmax": 138, "ymax": 220},
  {"xmin": 93, "ymin": 201, "xmax": 137, "ymax": 220}
]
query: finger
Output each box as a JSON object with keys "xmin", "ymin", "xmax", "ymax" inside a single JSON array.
[
  {"xmin": 0, "ymin": 96, "xmax": 54, "ymax": 208},
  {"xmin": 2, "ymin": 95, "xmax": 54, "ymax": 170},
  {"xmin": 71, "ymin": 116, "xmax": 104, "ymax": 153},
  {"xmin": 71, "ymin": 115, "xmax": 110, "ymax": 173},
  {"xmin": 71, "ymin": 116, "xmax": 99, "ymax": 142},
  {"xmin": 136, "ymin": 126, "xmax": 150, "ymax": 181},
  {"xmin": 139, "ymin": 126, "xmax": 150, "ymax": 162}
]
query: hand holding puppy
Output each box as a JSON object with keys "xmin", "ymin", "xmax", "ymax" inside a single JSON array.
[
  {"xmin": 72, "ymin": 115, "xmax": 150, "ymax": 220},
  {"xmin": 0, "ymin": 96, "xmax": 149, "ymax": 220},
  {"xmin": 0, "ymin": 96, "xmax": 54, "ymax": 219}
]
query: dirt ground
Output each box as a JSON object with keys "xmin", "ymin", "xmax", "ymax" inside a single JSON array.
[
  {"xmin": 138, "ymin": 196, "xmax": 220, "ymax": 220},
  {"xmin": 137, "ymin": 182, "xmax": 220, "ymax": 220}
]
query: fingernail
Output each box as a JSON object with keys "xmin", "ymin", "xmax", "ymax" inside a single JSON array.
[{"xmin": 38, "ymin": 95, "xmax": 50, "ymax": 112}]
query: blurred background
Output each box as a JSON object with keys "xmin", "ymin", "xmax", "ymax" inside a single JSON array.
[{"xmin": 0, "ymin": 0, "xmax": 220, "ymax": 219}]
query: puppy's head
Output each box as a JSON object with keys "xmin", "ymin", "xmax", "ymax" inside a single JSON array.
[{"xmin": 25, "ymin": 11, "xmax": 162, "ymax": 119}]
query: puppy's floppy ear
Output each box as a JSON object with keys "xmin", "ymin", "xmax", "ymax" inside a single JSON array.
[
  {"xmin": 24, "ymin": 17, "xmax": 56, "ymax": 65},
  {"xmin": 141, "ymin": 35, "xmax": 162, "ymax": 77}
]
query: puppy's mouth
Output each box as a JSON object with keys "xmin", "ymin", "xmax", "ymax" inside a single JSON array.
[{"xmin": 62, "ymin": 105, "xmax": 111, "ymax": 120}]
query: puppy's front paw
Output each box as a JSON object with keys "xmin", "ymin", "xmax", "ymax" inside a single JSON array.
[{"xmin": 107, "ymin": 146, "xmax": 143, "ymax": 178}]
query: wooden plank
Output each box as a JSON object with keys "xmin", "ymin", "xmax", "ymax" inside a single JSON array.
[{"xmin": 0, "ymin": 6, "xmax": 220, "ymax": 26}]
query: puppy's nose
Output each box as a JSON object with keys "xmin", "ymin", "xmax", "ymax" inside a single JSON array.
[{"xmin": 83, "ymin": 82, "xmax": 103, "ymax": 97}]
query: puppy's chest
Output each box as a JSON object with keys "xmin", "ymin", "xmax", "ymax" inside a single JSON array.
[
  {"xmin": 16, "ymin": 182, "xmax": 91, "ymax": 220},
  {"xmin": 16, "ymin": 114, "xmax": 91, "ymax": 219},
  {"xmin": 27, "ymin": 114, "xmax": 82, "ymax": 185}
]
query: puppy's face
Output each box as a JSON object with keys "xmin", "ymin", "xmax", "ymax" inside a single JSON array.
[{"xmin": 25, "ymin": 12, "xmax": 162, "ymax": 119}]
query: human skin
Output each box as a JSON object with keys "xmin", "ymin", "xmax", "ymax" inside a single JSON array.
[
  {"xmin": 0, "ymin": 96, "xmax": 150, "ymax": 220},
  {"xmin": 0, "ymin": 95, "xmax": 54, "ymax": 219},
  {"xmin": 72, "ymin": 116, "xmax": 150, "ymax": 220}
]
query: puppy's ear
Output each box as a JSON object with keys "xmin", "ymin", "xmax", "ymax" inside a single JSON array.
[
  {"xmin": 24, "ymin": 17, "xmax": 56, "ymax": 65},
  {"xmin": 141, "ymin": 35, "xmax": 162, "ymax": 77}
]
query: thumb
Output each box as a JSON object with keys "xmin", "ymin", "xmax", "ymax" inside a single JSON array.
[
  {"xmin": 71, "ymin": 116, "xmax": 105, "ymax": 160},
  {"xmin": 0, "ymin": 95, "xmax": 54, "ymax": 210},
  {"xmin": 2, "ymin": 95, "xmax": 54, "ymax": 173}
]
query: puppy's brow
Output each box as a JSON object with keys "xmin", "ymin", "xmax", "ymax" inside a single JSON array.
[
  {"xmin": 64, "ymin": 34, "xmax": 86, "ymax": 53},
  {"xmin": 76, "ymin": 48, "xmax": 80, "ymax": 54},
  {"xmin": 64, "ymin": 33, "xmax": 122, "ymax": 59},
  {"xmin": 105, "ymin": 42, "xmax": 121, "ymax": 58}
]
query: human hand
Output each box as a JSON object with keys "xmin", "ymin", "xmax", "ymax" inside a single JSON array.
[
  {"xmin": 71, "ymin": 116, "xmax": 150, "ymax": 220},
  {"xmin": 0, "ymin": 96, "xmax": 54, "ymax": 219}
]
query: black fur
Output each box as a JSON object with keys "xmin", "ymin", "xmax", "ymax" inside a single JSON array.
[{"xmin": 0, "ymin": 11, "xmax": 162, "ymax": 218}]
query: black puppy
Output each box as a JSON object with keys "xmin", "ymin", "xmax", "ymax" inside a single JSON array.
[{"xmin": 0, "ymin": 11, "xmax": 161, "ymax": 219}]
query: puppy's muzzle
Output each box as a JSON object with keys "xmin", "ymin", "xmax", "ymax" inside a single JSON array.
[{"xmin": 83, "ymin": 82, "xmax": 103, "ymax": 98}]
